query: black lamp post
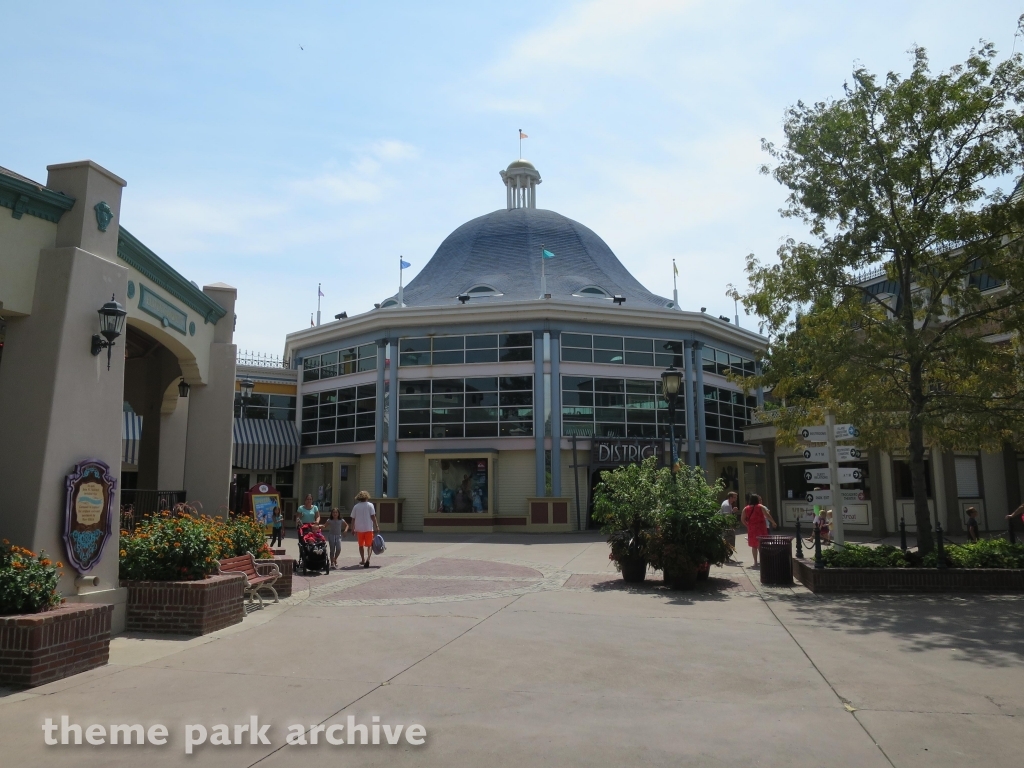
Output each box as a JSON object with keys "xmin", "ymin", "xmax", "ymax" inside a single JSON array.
[
  {"xmin": 239, "ymin": 377, "xmax": 255, "ymax": 417},
  {"xmin": 91, "ymin": 294, "xmax": 128, "ymax": 370},
  {"xmin": 661, "ymin": 366, "xmax": 683, "ymax": 471}
]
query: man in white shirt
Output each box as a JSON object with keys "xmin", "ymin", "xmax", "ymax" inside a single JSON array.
[
  {"xmin": 351, "ymin": 490, "xmax": 380, "ymax": 568},
  {"xmin": 719, "ymin": 492, "xmax": 739, "ymax": 517}
]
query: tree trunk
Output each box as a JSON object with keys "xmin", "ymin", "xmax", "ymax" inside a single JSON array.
[{"xmin": 907, "ymin": 361, "xmax": 933, "ymax": 555}]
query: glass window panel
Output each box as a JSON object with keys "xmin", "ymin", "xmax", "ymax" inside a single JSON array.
[
  {"xmin": 357, "ymin": 384, "xmax": 377, "ymax": 399},
  {"xmin": 399, "ymin": 424, "xmax": 430, "ymax": 439},
  {"xmin": 317, "ymin": 431, "xmax": 335, "ymax": 445},
  {"xmin": 500, "ymin": 407, "xmax": 533, "ymax": 421},
  {"xmin": 562, "ymin": 407, "xmax": 594, "ymax": 420},
  {"xmin": 705, "ymin": 413, "xmax": 720, "ymax": 428},
  {"xmin": 335, "ymin": 388, "xmax": 354, "ymax": 402},
  {"xmin": 401, "ymin": 338, "xmax": 430, "ymax": 352},
  {"xmin": 304, "ymin": 355, "xmax": 320, "ymax": 371},
  {"xmin": 744, "ymin": 359, "xmax": 756, "ymax": 375},
  {"xmin": 747, "ymin": 395, "xmax": 758, "ymax": 409},
  {"xmin": 500, "ymin": 376, "xmax": 532, "ymax": 391},
  {"xmin": 358, "ymin": 343, "xmax": 377, "ymax": 359},
  {"xmin": 627, "ymin": 423, "xmax": 657, "ymax": 438},
  {"xmin": 399, "ymin": 409, "xmax": 431, "ymax": 424},
  {"xmin": 594, "ymin": 335, "xmax": 623, "ymax": 350},
  {"xmin": 654, "ymin": 353, "xmax": 678, "ymax": 368},
  {"xmin": 356, "ymin": 412, "xmax": 375, "ymax": 427},
  {"xmin": 624, "ymin": 351, "xmax": 653, "ymax": 366},
  {"xmin": 318, "ymin": 417, "xmax": 336, "ymax": 431},
  {"xmin": 658, "ymin": 339, "xmax": 683, "ymax": 354},
  {"xmin": 399, "ymin": 393, "xmax": 430, "ymax": 409},
  {"xmin": 356, "ymin": 426, "xmax": 375, "ymax": 441},
  {"xmin": 716, "ymin": 349, "xmax": 729, "ymax": 364},
  {"xmin": 432, "ymin": 336, "xmax": 464, "ymax": 351},
  {"xmin": 595, "ymin": 392, "xmax": 625, "ymax": 407},
  {"xmin": 624, "ymin": 337, "xmax": 654, "ymax": 352},
  {"xmin": 561, "ymin": 347, "xmax": 592, "ymax": 363},
  {"xmin": 432, "ymin": 393, "xmax": 464, "ymax": 408},
  {"xmin": 336, "ymin": 429, "xmax": 355, "ymax": 444},
  {"xmin": 500, "ymin": 422, "xmax": 533, "ymax": 437},
  {"xmin": 356, "ymin": 399, "xmax": 375, "ymax": 414},
  {"xmin": 561, "ymin": 333, "xmax": 592, "ymax": 348},
  {"xmin": 357, "ymin": 356, "xmax": 376, "ymax": 372},
  {"xmin": 562, "ymin": 376, "xmax": 593, "ymax": 392},
  {"xmin": 626, "ymin": 394, "xmax": 656, "ymax": 408},
  {"xmin": 399, "ymin": 380, "xmax": 431, "ymax": 396},
  {"xmin": 269, "ymin": 394, "xmax": 294, "ymax": 408},
  {"xmin": 432, "ymin": 379, "xmax": 464, "ymax": 394},
  {"xmin": 465, "ymin": 334, "xmax": 498, "ymax": 349},
  {"xmin": 400, "ymin": 352, "xmax": 430, "ymax": 366},
  {"xmin": 432, "ymin": 424, "xmax": 464, "ymax": 439},
  {"xmin": 244, "ymin": 406, "xmax": 268, "ymax": 419},
  {"xmin": 301, "ymin": 433, "xmax": 316, "ymax": 447},
  {"xmin": 626, "ymin": 380, "xmax": 656, "ymax": 394},
  {"xmin": 337, "ymin": 400, "xmax": 355, "ymax": 416},
  {"xmin": 499, "ymin": 391, "xmax": 533, "ymax": 406},
  {"xmin": 706, "ymin": 428, "xmax": 720, "ymax": 442},
  {"xmin": 561, "ymin": 391, "xmax": 594, "ymax": 407},
  {"xmin": 318, "ymin": 403, "xmax": 336, "ymax": 417},
  {"xmin": 595, "ymin": 423, "xmax": 626, "ymax": 437},
  {"xmin": 340, "ymin": 349, "xmax": 357, "ymax": 375},
  {"xmin": 465, "ymin": 391, "xmax": 499, "ymax": 407},
  {"xmin": 432, "ymin": 350, "xmax": 464, "ymax": 365},
  {"xmin": 594, "ymin": 349, "xmax": 624, "ymax": 364},
  {"xmin": 465, "ymin": 348, "xmax": 498, "ymax": 364},
  {"xmin": 432, "ymin": 408, "xmax": 464, "ymax": 423},
  {"xmin": 499, "ymin": 347, "xmax": 532, "ymax": 362},
  {"xmin": 596, "ymin": 407, "xmax": 625, "ymax": 422},
  {"xmin": 337, "ymin": 414, "xmax": 355, "ymax": 429},
  {"xmin": 302, "ymin": 408, "xmax": 318, "ymax": 423},
  {"xmin": 303, "ymin": 367, "xmax": 319, "ymax": 382},
  {"xmin": 465, "ymin": 377, "xmax": 498, "ymax": 392},
  {"xmin": 466, "ymin": 407, "xmax": 499, "ymax": 422},
  {"xmin": 627, "ymin": 409, "xmax": 656, "ymax": 424},
  {"xmin": 594, "ymin": 378, "xmax": 624, "ymax": 393},
  {"xmin": 500, "ymin": 332, "xmax": 533, "ymax": 348},
  {"xmin": 466, "ymin": 422, "xmax": 498, "ymax": 437},
  {"xmin": 269, "ymin": 408, "xmax": 293, "ymax": 421},
  {"xmin": 321, "ymin": 351, "xmax": 338, "ymax": 366},
  {"xmin": 303, "ymin": 394, "xmax": 318, "ymax": 408}
]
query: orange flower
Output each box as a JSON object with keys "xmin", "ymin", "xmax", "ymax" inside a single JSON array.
[{"xmin": 56, "ymin": 562, "xmax": 63, "ymax": 568}]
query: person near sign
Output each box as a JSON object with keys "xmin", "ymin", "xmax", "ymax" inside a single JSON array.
[
  {"xmin": 741, "ymin": 494, "xmax": 777, "ymax": 567},
  {"xmin": 270, "ymin": 506, "xmax": 284, "ymax": 547}
]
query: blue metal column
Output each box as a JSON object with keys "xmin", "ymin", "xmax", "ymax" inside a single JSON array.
[
  {"xmin": 373, "ymin": 338, "xmax": 386, "ymax": 497},
  {"xmin": 755, "ymin": 360, "xmax": 764, "ymax": 408},
  {"xmin": 550, "ymin": 331, "xmax": 562, "ymax": 496},
  {"xmin": 682, "ymin": 340, "xmax": 696, "ymax": 467},
  {"xmin": 534, "ymin": 332, "xmax": 545, "ymax": 497},
  {"xmin": 693, "ymin": 341, "xmax": 708, "ymax": 473},
  {"xmin": 387, "ymin": 338, "xmax": 399, "ymax": 498}
]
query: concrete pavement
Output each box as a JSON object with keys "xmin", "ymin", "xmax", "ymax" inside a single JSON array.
[{"xmin": 1, "ymin": 533, "xmax": 1021, "ymax": 767}]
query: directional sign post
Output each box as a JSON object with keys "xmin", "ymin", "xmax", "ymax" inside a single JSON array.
[
  {"xmin": 798, "ymin": 415, "xmax": 859, "ymax": 545},
  {"xmin": 802, "ymin": 446, "xmax": 863, "ymax": 462},
  {"xmin": 804, "ymin": 467, "xmax": 863, "ymax": 484}
]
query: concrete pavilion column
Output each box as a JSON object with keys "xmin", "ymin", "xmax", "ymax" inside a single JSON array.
[
  {"xmin": 374, "ymin": 337, "xmax": 387, "ymax": 497},
  {"xmin": 693, "ymin": 341, "xmax": 708, "ymax": 474},
  {"xmin": 550, "ymin": 331, "xmax": 562, "ymax": 496},
  {"xmin": 534, "ymin": 332, "xmax": 545, "ymax": 496},
  {"xmin": 183, "ymin": 284, "xmax": 237, "ymax": 517},
  {"xmin": 0, "ymin": 159, "xmax": 129, "ymax": 626},
  {"xmin": 682, "ymin": 340, "xmax": 697, "ymax": 467},
  {"xmin": 387, "ymin": 338, "xmax": 399, "ymax": 499}
]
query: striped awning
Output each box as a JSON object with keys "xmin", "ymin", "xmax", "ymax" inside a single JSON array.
[
  {"xmin": 123, "ymin": 412, "xmax": 143, "ymax": 466},
  {"xmin": 232, "ymin": 418, "xmax": 300, "ymax": 470}
]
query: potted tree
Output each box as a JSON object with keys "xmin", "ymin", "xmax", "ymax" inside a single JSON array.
[
  {"xmin": 592, "ymin": 459, "xmax": 659, "ymax": 583},
  {"xmin": 648, "ymin": 465, "xmax": 733, "ymax": 590}
]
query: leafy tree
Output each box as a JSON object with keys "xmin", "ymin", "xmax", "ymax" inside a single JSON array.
[{"xmin": 741, "ymin": 39, "xmax": 1024, "ymax": 553}]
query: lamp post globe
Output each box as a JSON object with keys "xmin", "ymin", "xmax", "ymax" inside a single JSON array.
[
  {"xmin": 661, "ymin": 366, "xmax": 684, "ymax": 471},
  {"xmin": 240, "ymin": 378, "xmax": 256, "ymax": 401},
  {"xmin": 91, "ymin": 294, "xmax": 128, "ymax": 370}
]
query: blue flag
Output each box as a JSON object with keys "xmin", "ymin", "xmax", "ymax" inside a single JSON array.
[
  {"xmin": 400, "ymin": 259, "xmax": 411, "ymax": 269},
  {"xmin": 542, "ymin": 249, "xmax": 555, "ymax": 259}
]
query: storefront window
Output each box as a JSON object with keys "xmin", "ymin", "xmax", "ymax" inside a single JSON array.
[
  {"xmin": 302, "ymin": 343, "xmax": 377, "ymax": 382},
  {"xmin": 562, "ymin": 376, "xmax": 680, "ymax": 438},
  {"xmin": 301, "ymin": 462, "xmax": 333, "ymax": 509},
  {"xmin": 428, "ymin": 458, "xmax": 490, "ymax": 513},
  {"xmin": 893, "ymin": 459, "xmax": 932, "ymax": 498},
  {"xmin": 301, "ymin": 384, "xmax": 376, "ymax": 446},
  {"xmin": 398, "ymin": 376, "xmax": 532, "ymax": 438},
  {"xmin": 399, "ymin": 333, "xmax": 533, "ymax": 366}
]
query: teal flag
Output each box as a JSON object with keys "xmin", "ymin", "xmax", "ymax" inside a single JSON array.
[{"xmin": 542, "ymin": 249, "xmax": 555, "ymax": 259}]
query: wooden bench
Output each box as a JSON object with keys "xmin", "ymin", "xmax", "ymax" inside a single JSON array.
[{"xmin": 215, "ymin": 553, "xmax": 281, "ymax": 608}]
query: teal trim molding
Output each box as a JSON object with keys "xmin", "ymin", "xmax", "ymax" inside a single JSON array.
[
  {"xmin": 189, "ymin": 321, "xmax": 196, "ymax": 336},
  {"xmin": 138, "ymin": 284, "xmax": 188, "ymax": 335},
  {"xmin": 0, "ymin": 174, "xmax": 75, "ymax": 223},
  {"xmin": 117, "ymin": 228, "xmax": 227, "ymax": 325},
  {"xmin": 126, "ymin": 280, "xmax": 135, "ymax": 299}
]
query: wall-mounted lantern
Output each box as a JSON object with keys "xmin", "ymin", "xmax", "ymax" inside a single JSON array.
[
  {"xmin": 177, "ymin": 378, "xmax": 190, "ymax": 398},
  {"xmin": 239, "ymin": 377, "xmax": 255, "ymax": 401},
  {"xmin": 91, "ymin": 294, "xmax": 127, "ymax": 370}
]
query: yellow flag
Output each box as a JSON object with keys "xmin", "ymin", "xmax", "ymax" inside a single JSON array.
[{"xmin": 673, "ymin": 261, "xmax": 679, "ymax": 276}]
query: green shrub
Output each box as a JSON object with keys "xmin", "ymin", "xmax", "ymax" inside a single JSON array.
[
  {"xmin": 0, "ymin": 540, "xmax": 63, "ymax": 615},
  {"xmin": 593, "ymin": 458, "xmax": 660, "ymax": 569},
  {"xmin": 821, "ymin": 543, "xmax": 910, "ymax": 568},
  {"xmin": 648, "ymin": 464, "xmax": 731, "ymax": 574},
  {"xmin": 923, "ymin": 539, "xmax": 1024, "ymax": 569},
  {"xmin": 119, "ymin": 513, "xmax": 220, "ymax": 581},
  {"xmin": 221, "ymin": 515, "xmax": 274, "ymax": 560}
]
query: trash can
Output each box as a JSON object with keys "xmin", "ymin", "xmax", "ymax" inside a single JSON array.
[{"xmin": 758, "ymin": 535, "xmax": 794, "ymax": 586}]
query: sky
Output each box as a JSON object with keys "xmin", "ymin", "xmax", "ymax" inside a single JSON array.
[{"xmin": 5, "ymin": 1, "xmax": 1023, "ymax": 355}]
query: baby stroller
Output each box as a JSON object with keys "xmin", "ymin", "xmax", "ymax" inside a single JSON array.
[{"xmin": 297, "ymin": 523, "xmax": 330, "ymax": 575}]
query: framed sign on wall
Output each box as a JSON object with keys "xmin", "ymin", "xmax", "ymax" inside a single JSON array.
[{"xmin": 64, "ymin": 459, "xmax": 117, "ymax": 573}]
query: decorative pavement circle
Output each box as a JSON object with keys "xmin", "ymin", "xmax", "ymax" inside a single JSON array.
[{"xmin": 302, "ymin": 555, "xmax": 572, "ymax": 606}]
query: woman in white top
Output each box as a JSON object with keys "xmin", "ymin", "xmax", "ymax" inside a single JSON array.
[{"xmin": 351, "ymin": 490, "xmax": 380, "ymax": 568}]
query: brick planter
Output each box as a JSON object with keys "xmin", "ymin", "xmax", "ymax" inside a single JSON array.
[
  {"xmin": 0, "ymin": 603, "xmax": 113, "ymax": 689},
  {"xmin": 793, "ymin": 557, "xmax": 1024, "ymax": 593},
  {"xmin": 257, "ymin": 557, "xmax": 295, "ymax": 598},
  {"xmin": 121, "ymin": 573, "xmax": 245, "ymax": 636}
]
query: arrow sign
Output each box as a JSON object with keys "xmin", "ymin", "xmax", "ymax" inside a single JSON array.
[
  {"xmin": 803, "ymin": 467, "xmax": 863, "ymax": 484},
  {"xmin": 805, "ymin": 490, "xmax": 866, "ymax": 505},
  {"xmin": 802, "ymin": 446, "xmax": 863, "ymax": 462},
  {"xmin": 799, "ymin": 424, "xmax": 860, "ymax": 443}
]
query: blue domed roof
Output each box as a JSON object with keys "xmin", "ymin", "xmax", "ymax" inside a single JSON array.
[{"xmin": 395, "ymin": 208, "xmax": 674, "ymax": 309}]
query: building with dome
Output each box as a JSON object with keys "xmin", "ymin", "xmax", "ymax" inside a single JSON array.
[{"xmin": 283, "ymin": 160, "xmax": 768, "ymax": 531}]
